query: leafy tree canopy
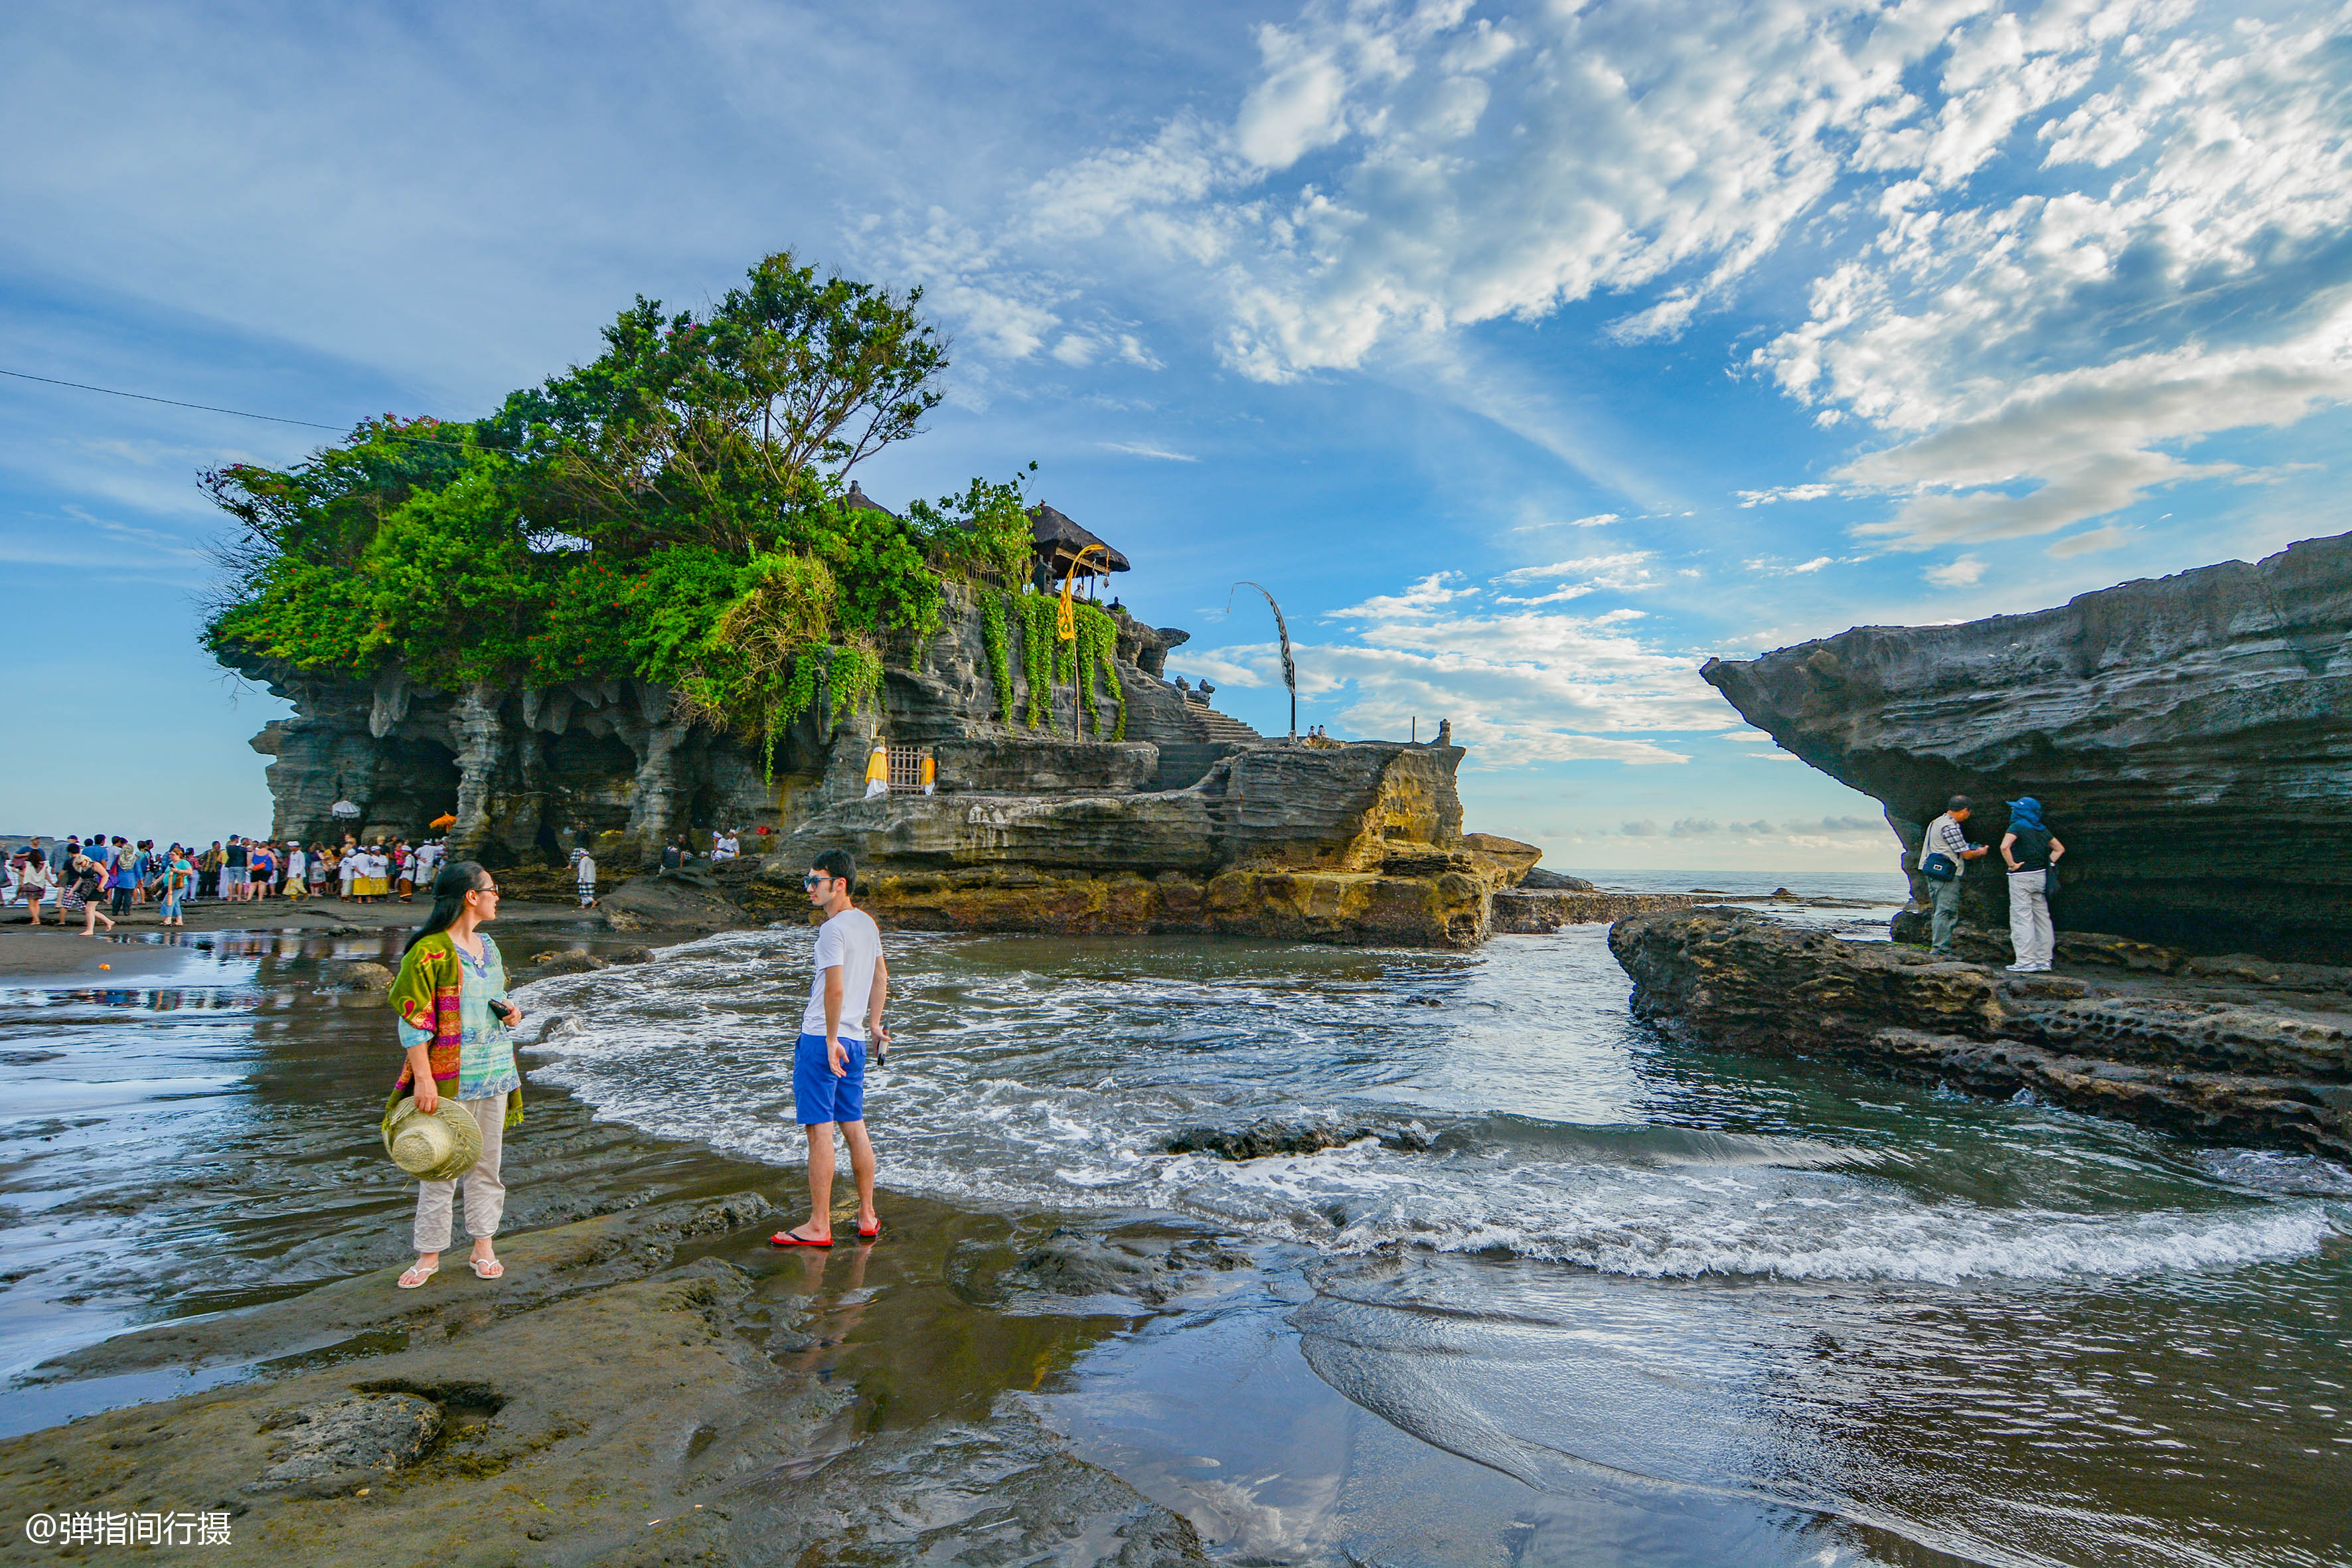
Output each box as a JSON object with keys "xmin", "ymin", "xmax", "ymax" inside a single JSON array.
[{"xmin": 204, "ymin": 252, "xmax": 1036, "ymax": 767}]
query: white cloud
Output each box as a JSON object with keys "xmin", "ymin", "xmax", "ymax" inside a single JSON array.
[
  {"xmin": 1096, "ymin": 440, "xmax": 1199, "ymax": 463},
  {"xmin": 1189, "ymin": 567, "xmax": 1732, "ymax": 770},
  {"xmin": 960, "ymin": 1, "xmax": 2352, "ymax": 547},
  {"xmin": 1490, "ymin": 551, "xmax": 1653, "ymax": 585},
  {"xmin": 1325, "ymin": 570, "xmax": 1476, "ymax": 619},
  {"xmin": 2049, "ymin": 524, "xmax": 2130, "ymax": 558},
  {"xmin": 1924, "ymin": 555, "xmax": 1986, "ymax": 588},
  {"xmin": 1512, "ymin": 511, "xmax": 1620, "ymax": 532},
  {"xmin": 1736, "ymin": 484, "xmax": 1838, "ymax": 507}
]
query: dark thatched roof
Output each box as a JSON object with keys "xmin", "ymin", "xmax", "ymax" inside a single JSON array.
[
  {"xmin": 1027, "ymin": 503, "xmax": 1130, "ymax": 574},
  {"xmin": 844, "ymin": 481, "xmax": 899, "ymax": 520}
]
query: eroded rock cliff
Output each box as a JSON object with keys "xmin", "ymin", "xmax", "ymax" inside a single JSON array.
[
  {"xmin": 229, "ymin": 584, "xmax": 1543, "ymax": 947},
  {"xmin": 779, "ymin": 741, "xmax": 1533, "ymax": 947},
  {"xmin": 1701, "ymin": 532, "xmax": 2352, "ymax": 963}
]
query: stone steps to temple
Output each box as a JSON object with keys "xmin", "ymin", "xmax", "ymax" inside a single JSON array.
[{"xmin": 1190, "ymin": 707, "xmax": 1264, "ymax": 745}]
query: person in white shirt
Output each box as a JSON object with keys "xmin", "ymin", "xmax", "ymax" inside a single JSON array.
[
  {"xmin": 771, "ymin": 849, "xmax": 889, "ymax": 1248},
  {"xmin": 711, "ymin": 829, "xmax": 740, "ymax": 862},
  {"xmin": 1921, "ymin": 795, "xmax": 1990, "ymax": 957},
  {"xmin": 574, "ymin": 848, "xmax": 597, "ymax": 907},
  {"xmin": 283, "ymin": 842, "xmax": 308, "ymax": 900}
]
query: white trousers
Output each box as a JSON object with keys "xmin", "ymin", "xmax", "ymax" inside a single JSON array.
[
  {"xmin": 413, "ymin": 1096, "xmax": 507, "ymax": 1251},
  {"xmin": 2007, "ymin": 870, "xmax": 2054, "ymax": 967}
]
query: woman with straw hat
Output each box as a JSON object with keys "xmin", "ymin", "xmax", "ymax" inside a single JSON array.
[{"xmin": 384, "ymin": 861, "xmax": 524, "ymax": 1289}]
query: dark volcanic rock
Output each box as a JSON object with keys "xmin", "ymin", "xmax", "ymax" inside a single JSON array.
[
  {"xmin": 253, "ymin": 1393, "xmax": 442, "ymax": 1492},
  {"xmin": 1611, "ymin": 907, "xmax": 2352, "ymax": 1158},
  {"xmin": 1012, "ymin": 1229, "xmax": 1251, "ymax": 1305},
  {"xmin": 1164, "ymin": 1120, "xmax": 1434, "ymax": 1160},
  {"xmin": 598, "ymin": 874, "xmax": 741, "ymax": 933},
  {"xmin": 1489, "ymin": 890, "xmax": 1707, "ymax": 933},
  {"xmin": 1701, "ymin": 531, "xmax": 2352, "ymax": 963},
  {"xmin": 1519, "ymin": 867, "xmax": 1598, "ymax": 891}
]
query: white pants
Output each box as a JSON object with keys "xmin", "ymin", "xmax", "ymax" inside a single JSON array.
[
  {"xmin": 2007, "ymin": 870, "xmax": 2053, "ymax": 968},
  {"xmin": 413, "ymin": 1097, "xmax": 507, "ymax": 1251}
]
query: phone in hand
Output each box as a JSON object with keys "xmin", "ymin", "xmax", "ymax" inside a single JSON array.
[{"xmin": 489, "ymin": 998, "xmax": 517, "ymax": 1025}]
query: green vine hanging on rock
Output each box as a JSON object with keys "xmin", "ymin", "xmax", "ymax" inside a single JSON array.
[
  {"xmin": 982, "ymin": 590, "xmax": 1016, "ymax": 724},
  {"xmin": 1069, "ymin": 601, "xmax": 1125, "ymax": 741},
  {"xmin": 1015, "ymin": 590, "xmax": 1057, "ymax": 730}
]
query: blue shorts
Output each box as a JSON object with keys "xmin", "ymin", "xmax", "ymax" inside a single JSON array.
[{"xmin": 793, "ymin": 1032, "xmax": 866, "ymax": 1126}]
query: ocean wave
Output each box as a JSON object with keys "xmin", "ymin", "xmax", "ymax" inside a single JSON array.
[{"xmin": 514, "ymin": 933, "xmax": 2333, "ymax": 1291}]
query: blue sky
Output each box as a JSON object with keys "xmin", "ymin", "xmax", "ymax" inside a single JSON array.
[{"xmin": 5, "ymin": 1, "xmax": 2348, "ymax": 871}]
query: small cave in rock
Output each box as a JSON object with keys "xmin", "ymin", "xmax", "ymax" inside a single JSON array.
[
  {"xmin": 542, "ymin": 728, "xmax": 642, "ymax": 839},
  {"xmin": 365, "ymin": 738, "xmax": 460, "ymax": 838}
]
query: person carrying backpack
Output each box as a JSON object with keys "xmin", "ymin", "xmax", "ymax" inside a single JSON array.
[
  {"xmin": 1919, "ymin": 795, "xmax": 1990, "ymax": 957},
  {"xmin": 2001, "ymin": 799, "xmax": 2067, "ymax": 973}
]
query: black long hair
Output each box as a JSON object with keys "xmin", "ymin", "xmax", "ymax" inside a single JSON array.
[{"xmin": 405, "ymin": 860, "xmax": 490, "ymax": 953}]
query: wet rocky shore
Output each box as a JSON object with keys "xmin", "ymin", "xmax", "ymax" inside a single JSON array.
[
  {"xmin": 1611, "ymin": 907, "xmax": 2352, "ymax": 1159},
  {"xmin": 0, "ymin": 911, "xmax": 1251, "ymax": 1567},
  {"xmin": 0, "ymin": 1188, "xmax": 1237, "ymax": 1566}
]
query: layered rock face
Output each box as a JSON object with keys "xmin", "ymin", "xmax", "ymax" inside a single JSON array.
[
  {"xmin": 1701, "ymin": 532, "xmax": 2352, "ymax": 963},
  {"xmin": 780, "ymin": 742, "xmax": 1533, "ymax": 947},
  {"xmin": 231, "ymin": 588, "xmax": 1236, "ymax": 866},
  {"xmin": 230, "ymin": 585, "xmax": 1543, "ymax": 946},
  {"xmin": 1611, "ymin": 908, "xmax": 2352, "ymax": 1158}
]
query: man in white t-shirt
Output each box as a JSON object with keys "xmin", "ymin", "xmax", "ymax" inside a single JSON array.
[
  {"xmin": 414, "ymin": 838, "xmax": 445, "ymax": 892},
  {"xmin": 772, "ymin": 849, "xmax": 890, "ymax": 1248}
]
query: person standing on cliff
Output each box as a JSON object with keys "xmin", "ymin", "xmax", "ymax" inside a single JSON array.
[
  {"xmin": 771, "ymin": 849, "xmax": 889, "ymax": 1248},
  {"xmin": 2001, "ymin": 798, "xmax": 2065, "ymax": 973},
  {"xmin": 1922, "ymin": 796, "xmax": 1990, "ymax": 957}
]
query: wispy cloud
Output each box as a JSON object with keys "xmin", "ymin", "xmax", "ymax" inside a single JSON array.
[{"xmin": 1095, "ymin": 439, "xmax": 1198, "ymax": 463}]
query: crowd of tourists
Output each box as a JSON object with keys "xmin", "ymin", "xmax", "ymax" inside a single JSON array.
[{"xmin": 3, "ymin": 832, "xmax": 450, "ymax": 934}]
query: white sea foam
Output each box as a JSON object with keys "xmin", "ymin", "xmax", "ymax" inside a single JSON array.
[{"xmin": 514, "ymin": 928, "xmax": 2334, "ymax": 1289}]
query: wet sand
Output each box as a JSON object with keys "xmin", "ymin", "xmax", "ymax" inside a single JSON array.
[{"xmin": 0, "ymin": 913, "xmax": 1229, "ymax": 1566}]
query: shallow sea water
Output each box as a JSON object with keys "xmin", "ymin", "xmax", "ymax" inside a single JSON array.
[
  {"xmin": 5, "ymin": 882, "xmax": 2347, "ymax": 1565},
  {"xmin": 510, "ymin": 884, "xmax": 2352, "ymax": 1567}
]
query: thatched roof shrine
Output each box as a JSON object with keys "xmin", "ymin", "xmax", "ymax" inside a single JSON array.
[
  {"xmin": 1028, "ymin": 503, "xmax": 1131, "ymax": 585},
  {"xmin": 844, "ymin": 480, "xmax": 898, "ymax": 520}
]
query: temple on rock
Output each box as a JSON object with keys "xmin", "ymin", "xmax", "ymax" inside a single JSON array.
[{"xmin": 231, "ymin": 495, "xmax": 1544, "ymax": 947}]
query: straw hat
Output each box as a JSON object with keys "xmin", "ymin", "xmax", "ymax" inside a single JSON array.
[{"xmin": 383, "ymin": 1095, "xmax": 483, "ymax": 1181}]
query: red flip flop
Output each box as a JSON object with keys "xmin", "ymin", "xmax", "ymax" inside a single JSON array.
[
  {"xmin": 769, "ymin": 1228, "xmax": 832, "ymax": 1248},
  {"xmin": 856, "ymin": 1221, "xmax": 881, "ymax": 1240}
]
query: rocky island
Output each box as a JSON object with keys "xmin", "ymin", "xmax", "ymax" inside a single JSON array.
[
  {"xmin": 205, "ymin": 250, "xmax": 1699, "ymax": 951},
  {"xmin": 1616, "ymin": 532, "xmax": 2352, "ymax": 1156}
]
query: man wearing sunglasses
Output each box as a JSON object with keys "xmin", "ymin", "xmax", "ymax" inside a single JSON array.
[{"xmin": 772, "ymin": 849, "xmax": 890, "ymax": 1247}]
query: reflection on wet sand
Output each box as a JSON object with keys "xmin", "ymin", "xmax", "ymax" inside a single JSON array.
[{"xmin": 2, "ymin": 909, "xmax": 2347, "ymax": 1565}]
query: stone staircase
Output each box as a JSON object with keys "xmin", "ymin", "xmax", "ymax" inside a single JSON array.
[
  {"xmin": 1190, "ymin": 706, "xmax": 1265, "ymax": 746},
  {"xmin": 1126, "ymin": 679, "xmax": 1269, "ymax": 791}
]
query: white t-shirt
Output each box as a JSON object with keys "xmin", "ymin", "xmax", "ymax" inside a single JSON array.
[{"xmin": 802, "ymin": 907, "xmax": 882, "ymax": 1040}]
